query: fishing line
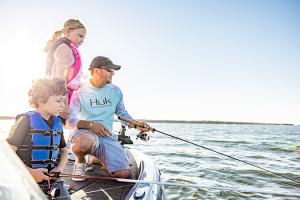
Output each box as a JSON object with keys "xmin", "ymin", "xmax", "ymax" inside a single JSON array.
[
  {"xmin": 118, "ymin": 116, "xmax": 300, "ymax": 185},
  {"xmin": 50, "ymin": 172, "xmax": 200, "ymax": 188}
]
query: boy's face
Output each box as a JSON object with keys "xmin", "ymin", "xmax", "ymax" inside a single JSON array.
[{"xmin": 41, "ymin": 95, "xmax": 65, "ymax": 116}]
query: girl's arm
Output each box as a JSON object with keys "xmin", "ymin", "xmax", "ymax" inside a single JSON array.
[{"xmin": 53, "ymin": 44, "xmax": 74, "ymax": 80}]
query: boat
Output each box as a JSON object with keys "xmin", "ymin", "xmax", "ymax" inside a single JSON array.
[
  {"xmin": 62, "ymin": 126, "xmax": 167, "ymax": 200},
  {"xmin": 0, "ymin": 128, "xmax": 167, "ymax": 200},
  {"xmin": 62, "ymin": 148, "xmax": 166, "ymax": 199},
  {"xmin": 0, "ymin": 139, "xmax": 47, "ymax": 200}
]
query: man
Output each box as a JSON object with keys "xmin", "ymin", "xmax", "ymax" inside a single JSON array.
[{"xmin": 67, "ymin": 56, "xmax": 150, "ymax": 181}]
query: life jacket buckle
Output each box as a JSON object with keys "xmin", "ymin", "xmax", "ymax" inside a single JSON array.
[
  {"xmin": 52, "ymin": 130, "xmax": 59, "ymax": 135},
  {"xmin": 52, "ymin": 145, "xmax": 58, "ymax": 151},
  {"xmin": 44, "ymin": 130, "xmax": 52, "ymax": 136},
  {"xmin": 50, "ymin": 158, "xmax": 57, "ymax": 163}
]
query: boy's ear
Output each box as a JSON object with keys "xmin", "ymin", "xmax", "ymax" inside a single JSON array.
[{"xmin": 36, "ymin": 97, "xmax": 45, "ymax": 106}]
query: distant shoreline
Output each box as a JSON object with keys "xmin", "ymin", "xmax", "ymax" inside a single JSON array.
[
  {"xmin": 0, "ymin": 116, "xmax": 293, "ymax": 126},
  {"xmin": 141, "ymin": 119, "xmax": 294, "ymax": 126},
  {"xmin": 0, "ymin": 116, "xmax": 14, "ymax": 120}
]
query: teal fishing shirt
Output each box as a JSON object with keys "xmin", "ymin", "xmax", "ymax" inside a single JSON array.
[{"xmin": 68, "ymin": 81, "xmax": 133, "ymax": 133}]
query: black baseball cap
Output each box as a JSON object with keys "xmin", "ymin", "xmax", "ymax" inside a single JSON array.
[{"xmin": 89, "ymin": 56, "xmax": 121, "ymax": 70}]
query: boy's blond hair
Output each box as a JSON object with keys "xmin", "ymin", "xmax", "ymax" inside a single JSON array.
[{"xmin": 28, "ymin": 78, "xmax": 67, "ymax": 108}]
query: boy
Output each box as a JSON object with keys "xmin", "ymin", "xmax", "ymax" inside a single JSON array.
[{"xmin": 7, "ymin": 78, "xmax": 70, "ymax": 199}]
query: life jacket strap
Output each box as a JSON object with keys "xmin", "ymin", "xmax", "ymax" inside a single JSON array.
[
  {"xmin": 32, "ymin": 145, "xmax": 59, "ymax": 151},
  {"xmin": 29, "ymin": 129, "xmax": 62, "ymax": 136},
  {"xmin": 31, "ymin": 158, "xmax": 58, "ymax": 165}
]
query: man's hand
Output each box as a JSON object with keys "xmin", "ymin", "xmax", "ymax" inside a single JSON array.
[
  {"xmin": 90, "ymin": 122, "xmax": 111, "ymax": 137},
  {"xmin": 28, "ymin": 168, "xmax": 50, "ymax": 183},
  {"xmin": 128, "ymin": 120, "xmax": 151, "ymax": 132}
]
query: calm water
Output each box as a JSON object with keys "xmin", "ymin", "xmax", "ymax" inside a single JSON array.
[{"xmin": 1, "ymin": 120, "xmax": 300, "ymax": 199}]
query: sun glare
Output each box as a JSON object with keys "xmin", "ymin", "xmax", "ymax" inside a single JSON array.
[{"xmin": 0, "ymin": 27, "xmax": 45, "ymax": 116}]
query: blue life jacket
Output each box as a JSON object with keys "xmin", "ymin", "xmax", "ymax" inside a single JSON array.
[{"xmin": 24, "ymin": 111, "xmax": 63, "ymax": 170}]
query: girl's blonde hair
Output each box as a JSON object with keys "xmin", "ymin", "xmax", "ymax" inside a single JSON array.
[
  {"xmin": 44, "ymin": 19, "xmax": 86, "ymax": 52},
  {"xmin": 28, "ymin": 78, "xmax": 68, "ymax": 108}
]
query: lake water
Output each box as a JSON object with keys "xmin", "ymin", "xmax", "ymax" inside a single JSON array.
[{"xmin": 1, "ymin": 120, "xmax": 299, "ymax": 199}]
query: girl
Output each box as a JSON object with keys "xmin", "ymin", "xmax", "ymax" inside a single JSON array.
[{"xmin": 44, "ymin": 19, "xmax": 86, "ymax": 104}]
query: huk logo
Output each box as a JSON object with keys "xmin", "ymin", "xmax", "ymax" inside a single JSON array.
[{"xmin": 90, "ymin": 97, "xmax": 112, "ymax": 108}]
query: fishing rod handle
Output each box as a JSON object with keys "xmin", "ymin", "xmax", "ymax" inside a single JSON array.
[
  {"xmin": 48, "ymin": 172, "xmax": 61, "ymax": 178},
  {"xmin": 117, "ymin": 116, "xmax": 155, "ymax": 131},
  {"xmin": 118, "ymin": 116, "xmax": 132, "ymax": 123}
]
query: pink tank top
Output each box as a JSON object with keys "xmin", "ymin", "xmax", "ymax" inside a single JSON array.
[{"xmin": 66, "ymin": 43, "xmax": 82, "ymax": 104}]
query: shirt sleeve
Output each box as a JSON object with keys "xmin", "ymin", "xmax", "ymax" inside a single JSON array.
[
  {"xmin": 115, "ymin": 88, "xmax": 133, "ymax": 125},
  {"xmin": 6, "ymin": 116, "xmax": 30, "ymax": 149},
  {"xmin": 66, "ymin": 91, "xmax": 81, "ymax": 129}
]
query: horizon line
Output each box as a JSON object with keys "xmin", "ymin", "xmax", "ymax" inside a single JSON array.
[{"xmin": 0, "ymin": 116, "xmax": 294, "ymax": 126}]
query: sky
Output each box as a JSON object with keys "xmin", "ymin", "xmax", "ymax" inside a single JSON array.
[{"xmin": 0, "ymin": 0, "xmax": 299, "ymax": 124}]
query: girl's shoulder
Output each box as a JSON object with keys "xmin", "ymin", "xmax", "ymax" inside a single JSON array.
[
  {"xmin": 55, "ymin": 43, "xmax": 72, "ymax": 54},
  {"xmin": 49, "ymin": 37, "xmax": 71, "ymax": 53}
]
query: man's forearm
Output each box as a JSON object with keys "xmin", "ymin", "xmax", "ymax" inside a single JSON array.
[{"xmin": 77, "ymin": 120, "xmax": 94, "ymax": 129}]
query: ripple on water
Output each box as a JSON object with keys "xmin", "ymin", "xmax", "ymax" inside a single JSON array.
[{"xmin": 1, "ymin": 121, "xmax": 300, "ymax": 199}]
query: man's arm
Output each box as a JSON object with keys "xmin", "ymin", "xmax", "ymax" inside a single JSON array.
[
  {"xmin": 66, "ymin": 90, "xmax": 110, "ymax": 136},
  {"xmin": 115, "ymin": 88, "xmax": 150, "ymax": 132},
  {"xmin": 78, "ymin": 120, "xmax": 111, "ymax": 136},
  {"xmin": 115, "ymin": 89, "xmax": 133, "ymax": 123}
]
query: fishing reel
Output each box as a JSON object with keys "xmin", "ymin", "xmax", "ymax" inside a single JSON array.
[
  {"xmin": 136, "ymin": 131, "xmax": 150, "ymax": 141},
  {"xmin": 118, "ymin": 125, "xmax": 133, "ymax": 145}
]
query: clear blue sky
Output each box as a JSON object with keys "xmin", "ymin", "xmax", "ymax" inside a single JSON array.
[{"xmin": 0, "ymin": 0, "xmax": 299, "ymax": 124}]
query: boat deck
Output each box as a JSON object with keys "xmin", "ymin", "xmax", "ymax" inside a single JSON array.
[{"xmin": 62, "ymin": 150, "xmax": 138, "ymax": 200}]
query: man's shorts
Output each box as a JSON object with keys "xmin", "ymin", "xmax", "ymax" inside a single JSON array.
[{"xmin": 70, "ymin": 129, "xmax": 130, "ymax": 173}]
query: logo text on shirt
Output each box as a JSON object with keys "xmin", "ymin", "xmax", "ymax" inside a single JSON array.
[{"xmin": 90, "ymin": 98, "xmax": 112, "ymax": 108}]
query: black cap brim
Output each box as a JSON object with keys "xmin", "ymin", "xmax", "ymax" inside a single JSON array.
[{"xmin": 105, "ymin": 64, "xmax": 121, "ymax": 70}]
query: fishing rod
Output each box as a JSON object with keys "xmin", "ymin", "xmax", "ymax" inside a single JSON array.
[
  {"xmin": 49, "ymin": 172, "xmax": 200, "ymax": 188},
  {"xmin": 118, "ymin": 116, "xmax": 300, "ymax": 185}
]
